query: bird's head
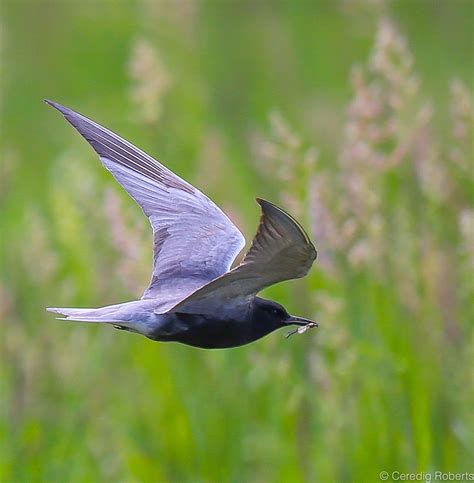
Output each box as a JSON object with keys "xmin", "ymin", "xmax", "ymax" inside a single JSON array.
[{"xmin": 252, "ymin": 297, "xmax": 318, "ymax": 337}]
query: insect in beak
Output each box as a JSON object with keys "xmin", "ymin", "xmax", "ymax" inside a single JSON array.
[{"xmin": 285, "ymin": 316, "xmax": 318, "ymax": 338}]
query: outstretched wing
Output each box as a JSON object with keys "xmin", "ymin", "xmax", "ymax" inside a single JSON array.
[
  {"xmin": 46, "ymin": 100, "xmax": 246, "ymax": 299},
  {"xmin": 169, "ymin": 198, "xmax": 317, "ymax": 314}
]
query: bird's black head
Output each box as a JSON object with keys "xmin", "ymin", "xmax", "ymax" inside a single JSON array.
[{"xmin": 251, "ymin": 297, "xmax": 317, "ymax": 338}]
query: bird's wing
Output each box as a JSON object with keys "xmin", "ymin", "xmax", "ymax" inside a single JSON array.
[
  {"xmin": 46, "ymin": 100, "xmax": 246, "ymax": 299},
  {"xmin": 169, "ymin": 198, "xmax": 317, "ymax": 314}
]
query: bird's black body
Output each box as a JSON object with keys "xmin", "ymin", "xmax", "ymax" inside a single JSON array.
[
  {"xmin": 45, "ymin": 101, "xmax": 318, "ymax": 349},
  {"xmin": 148, "ymin": 298, "xmax": 303, "ymax": 349}
]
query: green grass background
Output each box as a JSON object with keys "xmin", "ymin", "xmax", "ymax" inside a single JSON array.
[{"xmin": 1, "ymin": 1, "xmax": 473, "ymax": 482}]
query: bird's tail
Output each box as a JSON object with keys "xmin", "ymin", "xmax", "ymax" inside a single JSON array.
[
  {"xmin": 46, "ymin": 305, "xmax": 137, "ymax": 330},
  {"xmin": 46, "ymin": 300, "xmax": 159, "ymax": 336}
]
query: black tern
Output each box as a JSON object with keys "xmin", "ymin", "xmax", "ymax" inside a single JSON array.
[{"xmin": 46, "ymin": 101, "xmax": 318, "ymax": 349}]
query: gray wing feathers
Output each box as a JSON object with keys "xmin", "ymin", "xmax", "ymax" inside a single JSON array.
[
  {"xmin": 242, "ymin": 198, "xmax": 314, "ymax": 274},
  {"xmin": 169, "ymin": 198, "xmax": 317, "ymax": 314},
  {"xmin": 46, "ymin": 100, "xmax": 246, "ymax": 300}
]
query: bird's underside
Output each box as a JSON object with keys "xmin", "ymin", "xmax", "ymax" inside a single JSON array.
[{"xmin": 46, "ymin": 101, "xmax": 317, "ymax": 348}]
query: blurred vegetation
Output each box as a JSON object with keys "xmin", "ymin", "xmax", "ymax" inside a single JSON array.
[{"xmin": 1, "ymin": 1, "xmax": 473, "ymax": 482}]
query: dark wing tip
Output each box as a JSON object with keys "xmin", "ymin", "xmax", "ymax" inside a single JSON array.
[
  {"xmin": 44, "ymin": 99, "xmax": 69, "ymax": 114},
  {"xmin": 45, "ymin": 100, "xmax": 83, "ymax": 125},
  {"xmin": 256, "ymin": 197, "xmax": 270, "ymax": 208},
  {"xmin": 256, "ymin": 197, "xmax": 317, "ymax": 256}
]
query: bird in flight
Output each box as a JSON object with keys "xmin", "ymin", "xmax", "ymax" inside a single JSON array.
[{"xmin": 46, "ymin": 101, "xmax": 318, "ymax": 349}]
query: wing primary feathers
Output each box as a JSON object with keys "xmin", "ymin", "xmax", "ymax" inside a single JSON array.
[{"xmin": 45, "ymin": 99, "xmax": 193, "ymax": 194}]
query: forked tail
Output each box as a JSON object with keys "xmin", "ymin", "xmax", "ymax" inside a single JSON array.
[
  {"xmin": 47, "ymin": 306, "xmax": 124, "ymax": 323},
  {"xmin": 46, "ymin": 300, "xmax": 159, "ymax": 336}
]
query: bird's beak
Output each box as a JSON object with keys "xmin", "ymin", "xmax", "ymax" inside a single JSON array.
[{"xmin": 286, "ymin": 315, "xmax": 318, "ymax": 327}]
